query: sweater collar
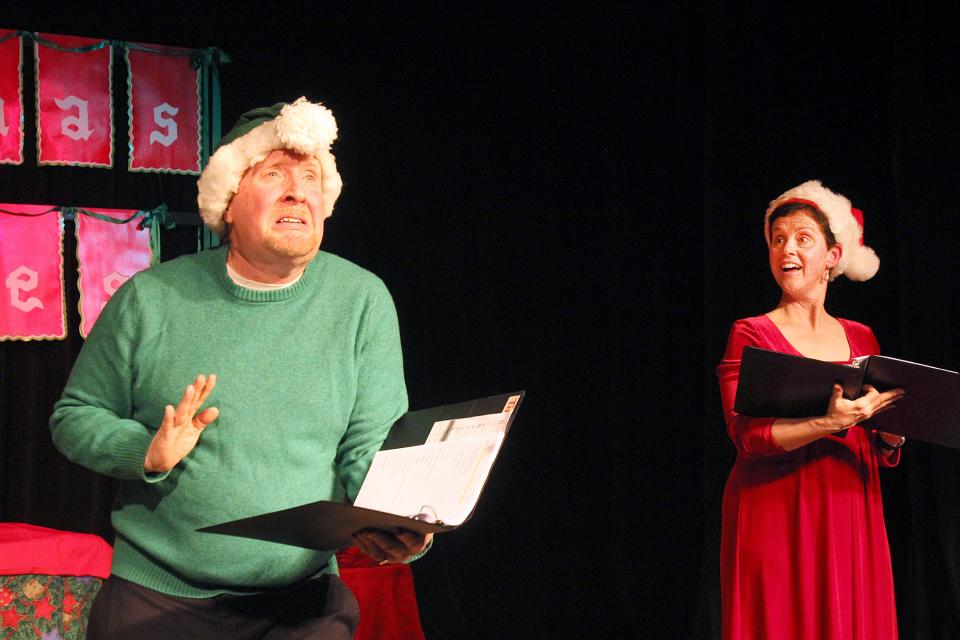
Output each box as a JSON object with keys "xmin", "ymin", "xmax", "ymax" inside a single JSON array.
[{"xmin": 214, "ymin": 248, "xmax": 323, "ymax": 302}]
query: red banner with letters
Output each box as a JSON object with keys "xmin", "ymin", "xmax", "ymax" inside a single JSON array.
[
  {"xmin": 0, "ymin": 29, "xmax": 23, "ymax": 165},
  {"xmin": 0, "ymin": 205, "xmax": 66, "ymax": 341},
  {"xmin": 75, "ymin": 208, "xmax": 152, "ymax": 338},
  {"xmin": 127, "ymin": 46, "xmax": 201, "ymax": 174},
  {"xmin": 35, "ymin": 33, "xmax": 113, "ymax": 167}
]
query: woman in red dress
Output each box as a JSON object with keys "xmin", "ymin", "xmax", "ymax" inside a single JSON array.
[{"xmin": 717, "ymin": 180, "xmax": 906, "ymax": 639}]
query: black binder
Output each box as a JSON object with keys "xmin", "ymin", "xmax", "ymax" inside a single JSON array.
[
  {"xmin": 734, "ymin": 346, "xmax": 960, "ymax": 449},
  {"xmin": 198, "ymin": 391, "xmax": 524, "ymax": 550}
]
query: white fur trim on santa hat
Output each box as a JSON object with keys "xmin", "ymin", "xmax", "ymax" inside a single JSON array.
[
  {"xmin": 764, "ymin": 179, "xmax": 880, "ymax": 282},
  {"xmin": 197, "ymin": 98, "xmax": 343, "ymax": 236}
]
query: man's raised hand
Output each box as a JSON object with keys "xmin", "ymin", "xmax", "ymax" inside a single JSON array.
[{"xmin": 144, "ymin": 374, "xmax": 219, "ymax": 473}]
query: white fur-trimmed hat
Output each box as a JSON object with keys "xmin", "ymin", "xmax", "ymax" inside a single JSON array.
[
  {"xmin": 197, "ymin": 97, "xmax": 343, "ymax": 236},
  {"xmin": 764, "ymin": 179, "xmax": 880, "ymax": 282}
]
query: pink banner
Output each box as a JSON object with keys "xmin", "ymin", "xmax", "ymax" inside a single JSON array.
[
  {"xmin": 127, "ymin": 45, "xmax": 201, "ymax": 174},
  {"xmin": 0, "ymin": 29, "xmax": 23, "ymax": 165},
  {"xmin": 0, "ymin": 205, "xmax": 66, "ymax": 341},
  {"xmin": 75, "ymin": 208, "xmax": 152, "ymax": 338},
  {"xmin": 35, "ymin": 33, "xmax": 112, "ymax": 167}
]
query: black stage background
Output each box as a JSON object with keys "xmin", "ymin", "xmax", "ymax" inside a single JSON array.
[{"xmin": 2, "ymin": 3, "xmax": 960, "ymax": 638}]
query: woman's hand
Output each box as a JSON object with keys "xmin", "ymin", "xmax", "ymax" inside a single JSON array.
[{"xmin": 818, "ymin": 384, "xmax": 904, "ymax": 434}]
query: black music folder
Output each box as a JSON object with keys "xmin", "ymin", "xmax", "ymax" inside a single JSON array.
[
  {"xmin": 199, "ymin": 391, "xmax": 525, "ymax": 550},
  {"xmin": 734, "ymin": 346, "xmax": 960, "ymax": 449}
]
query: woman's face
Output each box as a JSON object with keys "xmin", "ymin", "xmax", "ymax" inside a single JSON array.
[{"xmin": 768, "ymin": 211, "xmax": 841, "ymax": 299}]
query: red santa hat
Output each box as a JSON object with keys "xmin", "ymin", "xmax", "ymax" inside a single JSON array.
[{"xmin": 764, "ymin": 179, "xmax": 880, "ymax": 281}]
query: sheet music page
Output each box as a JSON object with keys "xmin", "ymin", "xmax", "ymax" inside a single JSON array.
[
  {"xmin": 425, "ymin": 411, "xmax": 510, "ymax": 443},
  {"xmin": 354, "ymin": 431, "xmax": 504, "ymax": 526}
]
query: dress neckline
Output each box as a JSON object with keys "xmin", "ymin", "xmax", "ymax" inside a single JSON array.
[{"xmin": 758, "ymin": 314, "xmax": 853, "ymax": 363}]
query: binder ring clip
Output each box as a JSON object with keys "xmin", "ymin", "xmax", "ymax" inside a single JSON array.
[{"xmin": 410, "ymin": 505, "xmax": 438, "ymax": 524}]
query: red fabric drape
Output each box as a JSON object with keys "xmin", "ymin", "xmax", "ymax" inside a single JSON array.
[
  {"xmin": 337, "ymin": 547, "xmax": 426, "ymax": 640},
  {"xmin": 0, "ymin": 523, "xmax": 111, "ymax": 578}
]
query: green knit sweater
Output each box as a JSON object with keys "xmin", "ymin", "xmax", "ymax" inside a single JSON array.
[{"xmin": 50, "ymin": 247, "xmax": 408, "ymax": 597}]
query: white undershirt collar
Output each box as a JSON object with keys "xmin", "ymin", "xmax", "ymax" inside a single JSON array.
[{"xmin": 226, "ymin": 262, "xmax": 302, "ymax": 291}]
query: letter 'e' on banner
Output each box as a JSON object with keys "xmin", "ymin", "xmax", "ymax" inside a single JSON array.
[
  {"xmin": 127, "ymin": 45, "xmax": 201, "ymax": 174},
  {"xmin": 0, "ymin": 29, "xmax": 23, "ymax": 165},
  {"xmin": 35, "ymin": 33, "xmax": 113, "ymax": 168},
  {"xmin": 75, "ymin": 209, "xmax": 152, "ymax": 338},
  {"xmin": 0, "ymin": 205, "xmax": 66, "ymax": 341}
]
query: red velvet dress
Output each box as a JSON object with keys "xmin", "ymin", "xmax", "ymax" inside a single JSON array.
[{"xmin": 718, "ymin": 316, "xmax": 899, "ymax": 640}]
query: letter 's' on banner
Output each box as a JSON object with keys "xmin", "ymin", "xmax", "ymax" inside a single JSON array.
[
  {"xmin": 35, "ymin": 33, "xmax": 113, "ymax": 167},
  {"xmin": 75, "ymin": 209, "xmax": 152, "ymax": 337},
  {"xmin": 0, "ymin": 29, "xmax": 23, "ymax": 165},
  {"xmin": 127, "ymin": 45, "xmax": 201, "ymax": 174},
  {"xmin": 0, "ymin": 205, "xmax": 66, "ymax": 341}
]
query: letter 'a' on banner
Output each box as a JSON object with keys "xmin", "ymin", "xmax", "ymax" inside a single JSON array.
[
  {"xmin": 75, "ymin": 209, "xmax": 152, "ymax": 338},
  {"xmin": 0, "ymin": 205, "xmax": 66, "ymax": 341},
  {"xmin": 35, "ymin": 33, "xmax": 113, "ymax": 168},
  {"xmin": 0, "ymin": 29, "xmax": 23, "ymax": 165},
  {"xmin": 127, "ymin": 45, "xmax": 202, "ymax": 174}
]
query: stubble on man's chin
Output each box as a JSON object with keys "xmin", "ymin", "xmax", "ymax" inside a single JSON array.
[{"xmin": 264, "ymin": 233, "xmax": 321, "ymax": 259}]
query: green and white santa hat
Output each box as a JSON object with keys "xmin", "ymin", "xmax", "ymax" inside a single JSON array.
[{"xmin": 197, "ymin": 97, "xmax": 342, "ymax": 236}]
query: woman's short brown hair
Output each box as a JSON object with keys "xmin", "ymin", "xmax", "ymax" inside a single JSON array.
[{"xmin": 767, "ymin": 201, "xmax": 837, "ymax": 247}]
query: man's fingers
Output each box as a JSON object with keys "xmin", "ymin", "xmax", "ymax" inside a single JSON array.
[
  {"xmin": 160, "ymin": 404, "xmax": 175, "ymax": 430},
  {"xmin": 188, "ymin": 375, "xmax": 206, "ymax": 411},
  {"xmin": 168, "ymin": 374, "xmax": 220, "ymax": 429},
  {"xmin": 174, "ymin": 384, "xmax": 197, "ymax": 423},
  {"xmin": 395, "ymin": 529, "xmax": 428, "ymax": 551},
  {"xmin": 190, "ymin": 374, "xmax": 217, "ymax": 414},
  {"xmin": 197, "ymin": 374, "xmax": 217, "ymax": 405},
  {"xmin": 396, "ymin": 529, "xmax": 419, "ymax": 545},
  {"xmin": 352, "ymin": 531, "xmax": 389, "ymax": 562},
  {"xmin": 195, "ymin": 406, "xmax": 220, "ymax": 428}
]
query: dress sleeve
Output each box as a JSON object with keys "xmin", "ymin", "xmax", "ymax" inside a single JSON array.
[
  {"xmin": 716, "ymin": 319, "xmax": 788, "ymax": 457},
  {"xmin": 335, "ymin": 282, "xmax": 409, "ymax": 503}
]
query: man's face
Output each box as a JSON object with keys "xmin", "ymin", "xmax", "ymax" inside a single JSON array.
[{"xmin": 224, "ymin": 149, "xmax": 327, "ymax": 274}]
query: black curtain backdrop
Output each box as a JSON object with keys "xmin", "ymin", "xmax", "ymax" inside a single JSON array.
[{"xmin": 3, "ymin": 3, "xmax": 960, "ymax": 638}]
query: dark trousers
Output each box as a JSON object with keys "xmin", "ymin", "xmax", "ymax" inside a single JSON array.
[{"xmin": 86, "ymin": 574, "xmax": 359, "ymax": 640}]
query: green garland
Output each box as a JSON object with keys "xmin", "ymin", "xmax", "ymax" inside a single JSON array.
[
  {"xmin": 6, "ymin": 29, "xmax": 229, "ymax": 252},
  {"xmin": 0, "ymin": 205, "xmax": 173, "ymax": 265}
]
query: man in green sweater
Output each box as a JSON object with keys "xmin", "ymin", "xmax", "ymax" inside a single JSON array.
[{"xmin": 50, "ymin": 97, "xmax": 429, "ymax": 639}]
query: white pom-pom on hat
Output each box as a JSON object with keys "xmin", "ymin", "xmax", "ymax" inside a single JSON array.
[{"xmin": 764, "ymin": 179, "xmax": 880, "ymax": 282}]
